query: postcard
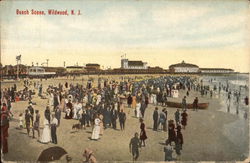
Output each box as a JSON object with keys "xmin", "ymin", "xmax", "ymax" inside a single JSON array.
[{"xmin": 0, "ymin": 0, "xmax": 249, "ymax": 162}]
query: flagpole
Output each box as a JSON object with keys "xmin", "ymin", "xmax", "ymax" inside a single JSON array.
[{"xmin": 17, "ymin": 57, "xmax": 19, "ymax": 80}]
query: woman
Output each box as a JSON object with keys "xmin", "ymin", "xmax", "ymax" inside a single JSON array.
[
  {"xmin": 132, "ymin": 95, "xmax": 137, "ymax": 109},
  {"xmin": 135, "ymin": 100, "xmax": 141, "ymax": 118},
  {"xmin": 40, "ymin": 117, "xmax": 51, "ymax": 144},
  {"xmin": 99, "ymin": 114, "xmax": 104, "ymax": 136},
  {"xmin": 168, "ymin": 120, "xmax": 176, "ymax": 144},
  {"xmin": 91, "ymin": 115, "xmax": 101, "ymax": 140},
  {"xmin": 139, "ymin": 118, "xmax": 147, "ymax": 147},
  {"xmin": 181, "ymin": 110, "xmax": 188, "ymax": 129}
]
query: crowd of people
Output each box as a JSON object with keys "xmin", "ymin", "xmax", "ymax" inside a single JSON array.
[{"xmin": 1, "ymin": 74, "xmax": 249, "ymax": 161}]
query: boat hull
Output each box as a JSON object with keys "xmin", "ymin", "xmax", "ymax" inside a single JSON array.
[{"xmin": 166, "ymin": 101, "xmax": 209, "ymax": 110}]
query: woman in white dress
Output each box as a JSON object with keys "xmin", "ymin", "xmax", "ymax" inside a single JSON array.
[
  {"xmin": 136, "ymin": 101, "xmax": 141, "ymax": 118},
  {"xmin": 91, "ymin": 115, "xmax": 101, "ymax": 140},
  {"xmin": 40, "ymin": 118, "xmax": 51, "ymax": 144}
]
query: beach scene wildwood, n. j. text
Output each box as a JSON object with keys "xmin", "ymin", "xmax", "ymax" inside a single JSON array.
[{"xmin": 0, "ymin": 0, "xmax": 249, "ymax": 162}]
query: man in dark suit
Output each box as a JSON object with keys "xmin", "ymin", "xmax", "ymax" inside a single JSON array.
[
  {"xmin": 118, "ymin": 109, "xmax": 126, "ymax": 130},
  {"xmin": 153, "ymin": 107, "xmax": 159, "ymax": 131},
  {"xmin": 111, "ymin": 108, "xmax": 118, "ymax": 130},
  {"xmin": 55, "ymin": 107, "xmax": 61, "ymax": 126}
]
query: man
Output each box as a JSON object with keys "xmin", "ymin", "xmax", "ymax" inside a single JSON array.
[
  {"xmin": 1, "ymin": 104, "xmax": 10, "ymax": 154},
  {"xmin": 28, "ymin": 103, "xmax": 34, "ymax": 126},
  {"xmin": 153, "ymin": 107, "xmax": 158, "ymax": 131},
  {"xmin": 111, "ymin": 107, "xmax": 118, "ymax": 130},
  {"xmin": 129, "ymin": 132, "xmax": 141, "ymax": 161},
  {"xmin": 193, "ymin": 97, "xmax": 198, "ymax": 111},
  {"xmin": 32, "ymin": 110, "xmax": 40, "ymax": 139},
  {"xmin": 118, "ymin": 109, "xmax": 126, "ymax": 130},
  {"xmin": 127, "ymin": 94, "xmax": 132, "ymax": 108},
  {"xmin": 245, "ymin": 96, "xmax": 249, "ymax": 106},
  {"xmin": 175, "ymin": 109, "xmax": 180, "ymax": 125},
  {"xmin": 55, "ymin": 107, "xmax": 61, "ymax": 126},
  {"xmin": 158, "ymin": 109, "xmax": 166, "ymax": 131},
  {"xmin": 50, "ymin": 114, "xmax": 58, "ymax": 144},
  {"xmin": 25, "ymin": 109, "xmax": 32, "ymax": 136},
  {"xmin": 182, "ymin": 96, "xmax": 187, "ymax": 111}
]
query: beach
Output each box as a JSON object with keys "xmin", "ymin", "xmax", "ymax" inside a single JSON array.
[{"xmin": 1, "ymin": 74, "xmax": 249, "ymax": 162}]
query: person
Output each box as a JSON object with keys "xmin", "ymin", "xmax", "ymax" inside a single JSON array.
[
  {"xmin": 0, "ymin": 105, "xmax": 10, "ymax": 154},
  {"xmin": 19, "ymin": 113, "xmax": 24, "ymax": 129},
  {"xmin": 135, "ymin": 100, "xmax": 141, "ymax": 118},
  {"xmin": 182, "ymin": 96, "xmax": 187, "ymax": 111},
  {"xmin": 40, "ymin": 116, "xmax": 51, "ymax": 144},
  {"xmin": 176, "ymin": 125, "xmax": 183, "ymax": 150},
  {"xmin": 55, "ymin": 107, "xmax": 61, "ymax": 126},
  {"xmin": 164, "ymin": 142, "xmax": 173, "ymax": 161},
  {"xmin": 111, "ymin": 107, "xmax": 118, "ymax": 130},
  {"xmin": 244, "ymin": 110, "xmax": 248, "ymax": 120},
  {"xmin": 158, "ymin": 109, "xmax": 166, "ymax": 131},
  {"xmin": 181, "ymin": 110, "xmax": 188, "ymax": 129},
  {"xmin": 27, "ymin": 103, "xmax": 34, "ymax": 126},
  {"xmin": 118, "ymin": 109, "xmax": 126, "ymax": 130},
  {"xmin": 99, "ymin": 114, "xmax": 104, "ymax": 136},
  {"xmin": 50, "ymin": 114, "xmax": 58, "ymax": 144},
  {"xmin": 91, "ymin": 115, "xmax": 101, "ymax": 140},
  {"xmin": 129, "ymin": 132, "xmax": 141, "ymax": 161},
  {"xmin": 139, "ymin": 118, "xmax": 147, "ymax": 147},
  {"xmin": 132, "ymin": 95, "xmax": 137, "ymax": 109},
  {"xmin": 245, "ymin": 96, "xmax": 249, "ymax": 106},
  {"xmin": 153, "ymin": 107, "xmax": 158, "ymax": 131},
  {"xmin": 25, "ymin": 109, "xmax": 32, "ymax": 137},
  {"xmin": 44, "ymin": 106, "xmax": 51, "ymax": 124},
  {"xmin": 83, "ymin": 148, "xmax": 97, "ymax": 163},
  {"xmin": 193, "ymin": 97, "xmax": 198, "ymax": 111},
  {"xmin": 168, "ymin": 120, "xmax": 176, "ymax": 144},
  {"xmin": 175, "ymin": 109, "xmax": 180, "ymax": 125},
  {"xmin": 174, "ymin": 139, "xmax": 182, "ymax": 160},
  {"xmin": 65, "ymin": 100, "xmax": 73, "ymax": 119},
  {"xmin": 80, "ymin": 110, "xmax": 87, "ymax": 129},
  {"xmin": 127, "ymin": 94, "xmax": 132, "ymax": 108},
  {"xmin": 32, "ymin": 110, "xmax": 40, "ymax": 139}
]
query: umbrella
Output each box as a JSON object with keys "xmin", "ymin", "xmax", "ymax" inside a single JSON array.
[{"xmin": 37, "ymin": 146, "xmax": 67, "ymax": 162}]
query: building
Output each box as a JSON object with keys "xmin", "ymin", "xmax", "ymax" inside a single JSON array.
[
  {"xmin": 85, "ymin": 64, "xmax": 100, "ymax": 71},
  {"xmin": 121, "ymin": 59, "xmax": 147, "ymax": 69},
  {"xmin": 66, "ymin": 66, "xmax": 84, "ymax": 73},
  {"xmin": 200, "ymin": 68, "xmax": 234, "ymax": 74},
  {"xmin": 169, "ymin": 61, "xmax": 199, "ymax": 73},
  {"xmin": 0, "ymin": 64, "xmax": 29, "ymax": 76}
]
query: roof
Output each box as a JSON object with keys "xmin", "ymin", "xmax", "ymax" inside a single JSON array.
[
  {"xmin": 200, "ymin": 68, "xmax": 234, "ymax": 71},
  {"xmin": 86, "ymin": 63, "xmax": 100, "ymax": 67},
  {"xmin": 66, "ymin": 66, "xmax": 83, "ymax": 69},
  {"xmin": 128, "ymin": 61, "xmax": 144, "ymax": 66},
  {"xmin": 169, "ymin": 61, "xmax": 199, "ymax": 68}
]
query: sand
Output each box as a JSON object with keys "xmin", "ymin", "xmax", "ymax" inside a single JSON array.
[{"xmin": 1, "ymin": 75, "xmax": 249, "ymax": 162}]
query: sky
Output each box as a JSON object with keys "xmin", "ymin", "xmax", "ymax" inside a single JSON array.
[{"xmin": 0, "ymin": 0, "xmax": 250, "ymax": 72}]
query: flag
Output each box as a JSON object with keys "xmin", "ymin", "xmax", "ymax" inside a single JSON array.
[{"xmin": 16, "ymin": 55, "xmax": 21, "ymax": 60}]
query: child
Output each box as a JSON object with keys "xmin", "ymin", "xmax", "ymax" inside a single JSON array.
[
  {"xmin": 174, "ymin": 139, "xmax": 182, "ymax": 160},
  {"xmin": 164, "ymin": 141, "xmax": 173, "ymax": 161},
  {"xmin": 19, "ymin": 113, "xmax": 23, "ymax": 129}
]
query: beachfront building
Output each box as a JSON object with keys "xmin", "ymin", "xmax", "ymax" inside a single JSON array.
[
  {"xmin": 66, "ymin": 66, "xmax": 84, "ymax": 73},
  {"xmin": 200, "ymin": 68, "xmax": 234, "ymax": 74},
  {"xmin": 169, "ymin": 61, "xmax": 199, "ymax": 73},
  {"xmin": 85, "ymin": 63, "xmax": 100, "ymax": 71},
  {"xmin": 121, "ymin": 59, "xmax": 147, "ymax": 69}
]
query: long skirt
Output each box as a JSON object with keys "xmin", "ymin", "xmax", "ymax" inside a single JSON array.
[
  {"xmin": 91, "ymin": 126, "xmax": 100, "ymax": 140},
  {"xmin": 40, "ymin": 126, "xmax": 51, "ymax": 143}
]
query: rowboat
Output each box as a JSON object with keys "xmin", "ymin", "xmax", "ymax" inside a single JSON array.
[{"xmin": 166, "ymin": 101, "xmax": 209, "ymax": 110}]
